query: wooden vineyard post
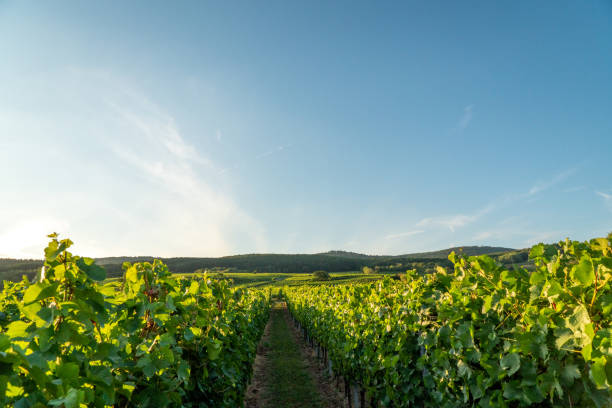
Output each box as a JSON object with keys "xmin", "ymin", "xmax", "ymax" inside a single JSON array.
[{"xmin": 350, "ymin": 382, "xmax": 362, "ymax": 408}]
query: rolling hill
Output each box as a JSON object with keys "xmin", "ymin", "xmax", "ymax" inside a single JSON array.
[{"xmin": 0, "ymin": 245, "xmax": 519, "ymax": 282}]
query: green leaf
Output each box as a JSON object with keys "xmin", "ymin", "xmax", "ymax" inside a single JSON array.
[
  {"xmin": 606, "ymin": 359, "xmax": 612, "ymax": 385},
  {"xmin": 76, "ymin": 257, "xmax": 106, "ymax": 281},
  {"xmin": 177, "ymin": 361, "xmax": 190, "ymax": 382},
  {"xmin": 582, "ymin": 343, "xmax": 593, "ymax": 360},
  {"xmin": 20, "ymin": 303, "xmax": 47, "ymax": 326},
  {"xmin": 159, "ymin": 333, "xmax": 176, "ymax": 347},
  {"xmin": 529, "ymin": 244, "xmax": 545, "ymax": 258},
  {"xmin": 125, "ymin": 266, "xmax": 138, "ymax": 282},
  {"xmin": 457, "ymin": 360, "xmax": 472, "ymax": 378},
  {"xmin": 502, "ymin": 382, "xmax": 521, "ymax": 400},
  {"xmin": 547, "ymin": 280, "xmax": 563, "ymax": 297},
  {"xmin": 6, "ymin": 321, "xmax": 31, "ymax": 338},
  {"xmin": 0, "ymin": 335, "xmax": 10, "ymax": 351},
  {"xmin": 565, "ymin": 305, "xmax": 591, "ymax": 333},
  {"xmin": 88, "ymin": 365, "xmax": 113, "ymax": 387},
  {"xmin": 482, "ymin": 295, "xmax": 493, "ymax": 313},
  {"xmin": 383, "ymin": 354, "xmax": 399, "ymax": 368},
  {"xmin": 561, "ymin": 364, "xmax": 581, "ymax": 383},
  {"xmin": 23, "ymin": 282, "xmax": 55, "ymax": 305},
  {"xmin": 572, "ymin": 255, "xmax": 595, "ymax": 286},
  {"xmin": 56, "ymin": 362, "xmax": 79, "ymax": 383},
  {"xmin": 44, "ymin": 240, "xmax": 60, "ymax": 262},
  {"xmin": 501, "ymin": 353, "xmax": 521, "ymax": 376},
  {"xmin": 0, "ymin": 375, "xmax": 7, "ymax": 399},
  {"xmin": 590, "ymin": 238, "xmax": 609, "ymax": 252},
  {"xmin": 522, "ymin": 385, "xmax": 545, "ymax": 404},
  {"xmin": 48, "ymin": 388, "xmax": 82, "ymax": 408},
  {"xmin": 44, "ymin": 239, "xmax": 71, "ymax": 262},
  {"xmin": 188, "ymin": 280, "xmax": 200, "ymax": 295},
  {"xmin": 591, "ymin": 357, "xmax": 608, "ymax": 388},
  {"xmin": 530, "ymin": 270, "xmax": 546, "ymax": 285},
  {"xmin": 184, "ymin": 328, "xmax": 194, "ymax": 342},
  {"xmin": 142, "ymin": 362, "xmax": 156, "ymax": 378},
  {"xmin": 23, "ymin": 283, "xmax": 44, "ymax": 304},
  {"xmin": 207, "ymin": 339, "xmax": 222, "ymax": 361},
  {"xmin": 136, "ymin": 355, "xmax": 156, "ymax": 377}
]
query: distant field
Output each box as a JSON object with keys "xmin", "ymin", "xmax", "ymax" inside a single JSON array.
[
  {"xmin": 0, "ymin": 245, "xmax": 528, "ymax": 292},
  {"xmin": 0, "ymin": 245, "xmax": 522, "ymax": 284},
  {"xmin": 175, "ymin": 271, "xmax": 386, "ymax": 289}
]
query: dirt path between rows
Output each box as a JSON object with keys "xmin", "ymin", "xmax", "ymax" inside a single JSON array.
[{"xmin": 245, "ymin": 301, "xmax": 347, "ymax": 408}]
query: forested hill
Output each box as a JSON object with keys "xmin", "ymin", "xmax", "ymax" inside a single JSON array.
[
  {"xmin": 396, "ymin": 246, "xmax": 515, "ymax": 259},
  {"xmin": 319, "ymin": 246, "xmax": 514, "ymax": 259},
  {"xmin": 0, "ymin": 245, "xmax": 519, "ymax": 281}
]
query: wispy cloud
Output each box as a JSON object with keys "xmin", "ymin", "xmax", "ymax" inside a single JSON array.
[
  {"xmin": 414, "ymin": 168, "xmax": 577, "ymax": 239},
  {"xmin": 256, "ymin": 144, "xmax": 291, "ymax": 159},
  {"xmin": 472, "ymin": 231, "xmax": 493, "ymax": 240},
  {"xmin": 105, "ymin": 88, "xmax": 267, "ymax": 256},
  {"xmin": 0, "ymin": 69, "xmax": 269, "ymax": 257},
  {"xmin": 563, "ymin": 186, "xmax": 587, "ymax": 193},
  {"xmin": 525, "ymin": 231, "xmax": 562, "ymax": 246},
  {"xmin": 417, "ymin": 204, "xmax": 493, "ymax": 232},
  {"xmin": 218, "ymin": 143, "xmax": 291, "ymax": 175},
  {"xmin": 596, "ymin": 191, "xmax": 612, "ymax": 212},
  {"xmin": 472, "ymin": 225, "xmax": 562, "ymax": 248},
  {"xmin": 385, "ymin": 230, "xmax": 424, "ymax": 240},
  {"xmin": 107, "ymin": 101, "xmax": 210, "ymax": 166},
  {"xmin": 527, "ymin": 168, "xmax": 576, "ymax": 196},
  {"xmin": 0, "ymin": 216, "xmax": 70, "ymax": 258},
  {"xmin": 457, "ymin": 104, "xmax": 474, "ymax": 130}
]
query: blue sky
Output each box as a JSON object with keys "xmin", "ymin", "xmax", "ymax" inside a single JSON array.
[{"xmin": 1, "ymin": 1, "xmax": 611, "ymax": 258}]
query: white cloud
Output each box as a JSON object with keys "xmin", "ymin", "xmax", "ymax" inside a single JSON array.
[
  {"xmin": 104, "ymin": 88, "xmax": 267, "ymax": 256},
  {"xmin": 525, "ymin": 231, "xmax": 562, "ymax": 246},
  {"xmin": 596, "ymin": 191, "xmax": 612, "ymax": 201},
  {"xmin": 472, "ymin": 231, "xmax": 493, "ymax": 240},
  {"xmin": 563, "ymin": 186, "xmax": 586, "ymax": 193},
  {"xmin": 0, "ymin": 69, "xmax": 267, "ymax": 258},
  {"xmin": 0, "ymin": 217, "xmax": 70, "ymax": 259},
  {"xmin": 385, "ymin": 230, "xmax": 424, "ymax": 240},
  {"xmin": 417, "ymin": 204, "xmax": 493, "ymax": 232},
  {"xmin": 457, "ymin": 104, "xmax": 474, "ymax": 130},
  {"xmin": 107, "ymin": 101, "xmax": 210, "ymax": 166},
  {"xmin": 527, "ymin": 168, "xmax": 575, "ymax": 196},
  {"xmin": 597, "ymin": 191, "xmax": 612, "ymax": 212},
  {"xmin": 409, "ymin": 168, "xmax": 579, "ymax": 248},
  {"xmin": 256, "ymin": 144, "xmax": 291, "ymax": 159},
  {"xmin": 417, "ymin": 214, "xmax": 476, "ymax": 232}
]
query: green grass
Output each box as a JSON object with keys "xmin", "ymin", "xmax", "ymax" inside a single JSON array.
[
  {"xmin": 101, "ymin": 270, "xmax": 388, "ymax": 289},
  {"xmin": 260, "ymin": 301, "xmax": 323, "ymax": 407},
  {"xmin": 225, "ymin": 271, "xmax": 386, "ymax": 288},
  {"xmin": 173, "ymin": 270, "xmax": 386, "ymax": 288}
]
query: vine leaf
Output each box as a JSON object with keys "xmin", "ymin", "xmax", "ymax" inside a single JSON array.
[
  {"xmin": 572, "ymin": 256, "xmax": 595, "ymax": 286},
  {"xmin": 501, "ymin": 353, "xmax": 521, "ymax": 376},
  {"xmin": 76, "ymin": 258, "xmax": 106, "ymax": 281}
]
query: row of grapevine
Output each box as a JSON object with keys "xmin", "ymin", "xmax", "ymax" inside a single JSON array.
[
  {"xmin": 0, "ymin": 235, "xmax": 270, "ymax": 407},
  {"xmin": 284, "ymin": 235, "xmax": 612, "ymax": 407}
]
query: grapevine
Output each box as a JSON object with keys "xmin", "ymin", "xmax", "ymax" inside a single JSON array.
[
  {"xmin": 285, "ymin": 235, "xmax": 612, "ymax": 407},
  {"xmin": 0, "ymin": 234, "xmax": 269, "ymax": 407}
]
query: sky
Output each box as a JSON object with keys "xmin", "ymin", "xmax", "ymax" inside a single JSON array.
[{"xmin": 1, "ymin": 1, "xmax": 611, "ymax": 259}]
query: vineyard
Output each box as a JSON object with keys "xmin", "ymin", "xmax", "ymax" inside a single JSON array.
[
  {"xmin": 0, "ymin": 235, "xmax": 269, "ymax": 407},
  {"xmin": 1, "ymin": 234, "xmax": 611, "ymax": 407},
  {"xmin": 285, "ymin": 235, "xmax": 612, "ymax": 407}
]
